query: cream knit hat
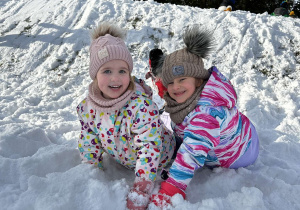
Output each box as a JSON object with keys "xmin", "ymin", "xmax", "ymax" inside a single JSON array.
[{"xmin": 89, "ymin": 23, "xmax": 133, "ymax": 80}]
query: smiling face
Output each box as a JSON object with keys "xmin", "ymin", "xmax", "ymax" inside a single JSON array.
[
  {"xmin": 167, "ymin": 76, "xmax": 203, "ymax": 103},
  {"xmin": 96, "ymin": 60, "xmax": 131, "ymax": 99}
]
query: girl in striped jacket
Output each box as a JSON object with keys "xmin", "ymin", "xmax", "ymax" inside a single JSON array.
[{"xmin": 151, "ymin": 26, "xmax": 259, "ymax": 207}]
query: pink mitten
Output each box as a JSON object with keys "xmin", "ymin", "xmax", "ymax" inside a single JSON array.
[
  {"xmin": 127, "ymin": 178, "xmax": 154, "ymax": 210},
  {"xmin": 151, "ymin": 181, "xmax": 186, "ymax": 208}
]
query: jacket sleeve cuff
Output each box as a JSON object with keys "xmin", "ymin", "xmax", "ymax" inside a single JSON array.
[{"xmin": 159, "ymin": 181, "xmax": 186, "ymax": 199}]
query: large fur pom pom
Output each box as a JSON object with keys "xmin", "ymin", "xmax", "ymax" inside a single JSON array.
[
  {"xmin": 183, "ymin": 26, "xmax": 215, "ymax": 58},
  {"xmin": 149, "ymin": 49, "xmax": 165, "ymax": 77},
  {"xmin": 90, "ymin": 22, "xmax": 126, "ymax": 40}
]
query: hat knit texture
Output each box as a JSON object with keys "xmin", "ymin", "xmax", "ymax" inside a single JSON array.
[
  {"xmin": 162, "ymin": 48, "xmax": 210, "ymax": 86},
  {"xmin": 89, "ymin": 34, "xmax": 133, "ymax": 80}
]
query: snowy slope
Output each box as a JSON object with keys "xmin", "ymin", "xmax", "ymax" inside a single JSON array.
[{"xmin": 0, "ymin": 0, "xmax": 300, "ymax": 209}]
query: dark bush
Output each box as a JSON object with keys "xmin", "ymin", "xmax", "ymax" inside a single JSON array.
[{"xmin": 153, "ymin": 0, "xmax": 298, "ymax": 15}]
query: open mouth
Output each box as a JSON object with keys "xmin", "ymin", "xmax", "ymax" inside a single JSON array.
[
  {"xmin": 109, "ymin": 85, "xmax": 121, "ymax": 89},
  {"xmin": 174, "ymin": 91, "xmax": 185, "ymax": 96}
]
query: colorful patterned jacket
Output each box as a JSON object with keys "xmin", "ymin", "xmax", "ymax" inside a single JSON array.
[
  {"xmin": 77, "ymin": 79, "xmax": 175, "ymax": 181},
  {"xmin": 167, "ymin": 66, "xmax": 258, "ymax": 190}
]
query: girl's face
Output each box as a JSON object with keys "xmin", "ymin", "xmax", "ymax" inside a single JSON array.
[
  {"xmin": 167, "ymin": 77, "xmax": 203, "ymax": 103},
  {"xmin": 96, "ymin": 60, "xmax": 130, "ymax": 99}
]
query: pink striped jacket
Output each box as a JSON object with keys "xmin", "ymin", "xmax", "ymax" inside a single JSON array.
[{"xmin": 166, "ymin": 66, "xmax": 258, "ymax": 191}]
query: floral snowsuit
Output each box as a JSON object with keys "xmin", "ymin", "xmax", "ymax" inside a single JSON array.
[{"xmin": 77, "ymin": 80, "xmax": 175, "ymax": 181}]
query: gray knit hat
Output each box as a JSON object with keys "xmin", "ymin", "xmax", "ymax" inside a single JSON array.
[
  {"xmin": 161, "ymin": 26, "xmax": 214, "ymax": 86},
  {"xmin": 162, "ymin": 48, "xmax": 210, "ymax": 86},
  {"xmin": 89, "ymin": 23, "xmax": 133, "ymax": 80}
]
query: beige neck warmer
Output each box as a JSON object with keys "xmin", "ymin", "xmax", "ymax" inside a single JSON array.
[
  {"xmin": 164, "ymin": 81, "xmax": 206, "ymax": 124},
  {"xmin": 87, "ymin": 81, "xmax": 135, "ymax": 112}
]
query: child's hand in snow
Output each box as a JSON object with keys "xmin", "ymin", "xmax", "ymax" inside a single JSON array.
[
  {"xmin": 126, "ymin": 178, "xmax": 154, "ymax": 210},
  {"xmin": 151, "ymin": 181, "xmax": 186, "ymax": 208}
]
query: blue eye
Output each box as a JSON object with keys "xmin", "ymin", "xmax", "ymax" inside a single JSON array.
[
  {"xmin": 103, "ymin": 70, "xmax": 111, "ymax": 74},
  {"xmin": 119, "ymin": 70, "xmax": 127, "ymax": 74}
]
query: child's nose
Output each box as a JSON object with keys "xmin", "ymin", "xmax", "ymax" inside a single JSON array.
[
  {"xmin": 110, "ymin": 74, "xmax": 119, "ymax": 81},
  {"xmin": 173, "ymin": 82, "xmax": 180, "ymax": 90}
]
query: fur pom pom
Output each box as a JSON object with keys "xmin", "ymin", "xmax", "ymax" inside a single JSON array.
[
  {"xmin": 90, "ymin": 22, "xmax": 126, "ymax": 40},
  {"xmin": 183, "ymin": 26, "xmax": 214, "ymax": 58},
  {"xmin": 152, "ymin": 56, "xmax": 165, "ymax": 77},
  {"xmin": 149, "ymin": 49, "xmax": 165, "ymax": 77}
]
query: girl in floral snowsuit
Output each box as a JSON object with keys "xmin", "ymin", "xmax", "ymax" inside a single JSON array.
[{"xmin": 77, "ymin": 22, "xmax": 175, "ymax": 210}]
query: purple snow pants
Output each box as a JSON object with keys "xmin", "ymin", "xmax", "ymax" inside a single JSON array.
[{"xmin": 229, "ymin": 124, "xmax": 259, "ymax": 169}]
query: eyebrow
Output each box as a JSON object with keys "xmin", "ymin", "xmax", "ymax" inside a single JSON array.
[
  {"xmin": 119, "ymin": 67, "xmax": 129, "ymax": 70},
  {"xmin": 101, "ymin": 66, "xmax": 129, "ymax": 70}
]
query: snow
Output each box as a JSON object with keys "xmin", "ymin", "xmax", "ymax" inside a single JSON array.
[{"xmin": 1, "ymin": 0, "xmax": 300, "ymax": 209}]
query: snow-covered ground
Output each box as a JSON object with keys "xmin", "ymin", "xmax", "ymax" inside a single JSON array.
[{"xmin": 1, "ymin": 0, "xmax": 300, "ymax": 209}]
